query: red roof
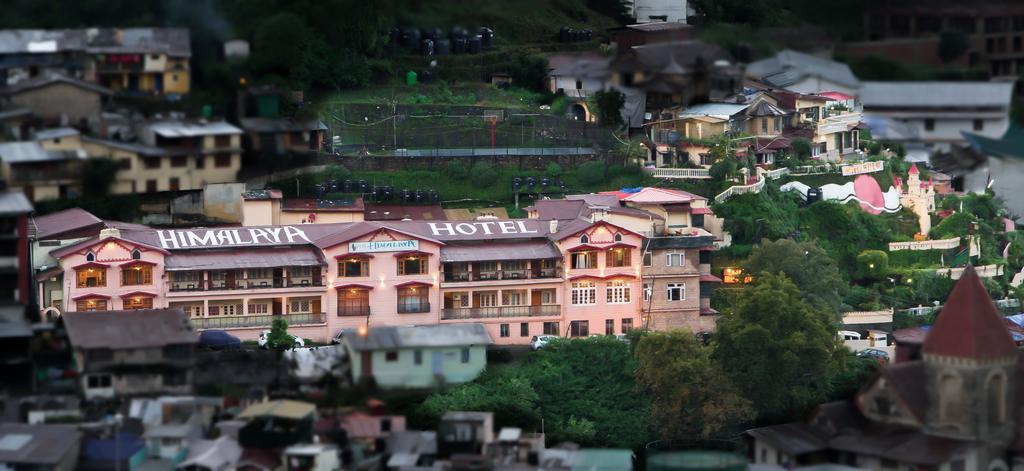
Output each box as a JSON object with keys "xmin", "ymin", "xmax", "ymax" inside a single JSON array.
[
  {"xmin": 819, "ymin": 91, "xmax": 855, "ymax": 101},
  {"xmin": 700, "ymin": 274, "xmax": 723, "ymax": 283},
  {"xmin": 908, "ymin": 163, "xmax": 919, "ymax": 174},
  {"xmin": 922, "ymin": 266, "xmax": 1017, "ymax": 359}
]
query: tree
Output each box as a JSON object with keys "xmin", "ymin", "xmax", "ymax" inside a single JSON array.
[
  {"xmin": 938, "ymin": 32, "xmax": 969, "ymax": 64},
  {"xmin": 712, "ymin": 188, "xmax": 801, "ymax": 244},
  {"xmin": 593, "ymin": 90, "xmax": 625, "ymax": 128},
  {"xmin": 470, "ymin": 162, "xmax": 500, "ymax": 188},
  {"xmin": 81, "ymin": 158, "xmax": 121, "ymax": 197},
  {"xmin": 714, "ymin": 272, "xmax": 841, "ymax": 422},
  {"xmin": 855, "ymin": 250, "xmax": 889, "ymax": 281},
  {"xmin": 743, "ymin": 239, "xmax": 846, "ymax": 313},
  {"xmin": 267, "ymin": 317, "xmax": 294, "ymax": 349},
  {"xmin": 250, "ymin": 13, "xmax": 312, "ymax": 82},
  {"xmin": 635, "ymin": 331, "xmax": 753, "ymax": 439},
  {"xmin": 418, "ymin": 375, "xmax": 541, "ymax": 430},
  {"xmin": 576, "ymin": 161, "xmax": 606, "ymax": 186},
  {"xmin": 545, "ymin": 162, "xmax": 563, "ymax": 178},
  {"xmin": 790, "ymin": 138, "xmax": 812, "ymax": 161}
]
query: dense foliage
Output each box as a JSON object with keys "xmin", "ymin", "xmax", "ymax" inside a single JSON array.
[{"xmin": 742, "ymin": 239, "xmax": 846, "ymax": 314}]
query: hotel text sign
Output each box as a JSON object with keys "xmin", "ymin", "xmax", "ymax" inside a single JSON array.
[
  {"xmin": 841, "ymin": 161, "xmax": 884, "ymax": 177},
  {"xmin": 427, "ymin": 221, "xmax": 538, "ymax": 236},
  {"xmin": 157, "ymin": 226, "xmax": 312, "ymax": 249},
  {"xmin": 349, "ymin": 240, "xmax": 419, "ymax": 253}
]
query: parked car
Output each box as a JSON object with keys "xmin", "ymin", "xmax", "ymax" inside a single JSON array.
[
  {"xmin": 258, "ymin": 330, "xmax": 305, "ymax": 349},
  {"xmin": 856, "ymin": 348, "xmax": 890, "ymax": 363},
  {"xmin": 530, "ymin": 335, "xmax": 557, "ymax": 351},
  {"xmin": 198, "ymin": 330, "xmax": 241, "ymax": 350}
]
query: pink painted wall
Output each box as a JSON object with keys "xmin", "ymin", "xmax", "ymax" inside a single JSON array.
[{"xmin": 62, "ymin": 238, "xmax": 166, "ymax": 312}]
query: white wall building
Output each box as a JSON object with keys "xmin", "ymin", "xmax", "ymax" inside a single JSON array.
[{"xmin": 631, "ymin": 0, "xmax": 689, "ymax": 24}]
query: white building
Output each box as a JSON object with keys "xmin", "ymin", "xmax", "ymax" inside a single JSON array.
[
  {"xmin": 860, "ymin": 81, "xmax": 1014, "ymax": 152},
  {"xmin": 631, "ymin": 0, "xmax": 690, "ymax": 24}
]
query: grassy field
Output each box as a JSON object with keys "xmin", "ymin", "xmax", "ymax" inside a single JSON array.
[{"xmin": 321, "ymin": 82, "xmax": 545, "ymax": 109}]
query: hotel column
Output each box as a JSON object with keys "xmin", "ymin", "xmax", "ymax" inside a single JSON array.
[
  {"xmin": 242, "ymin": 298, "xmax": 249, "ymax": 318},
  {"xmin": 202, "ymin": 299, "xmax": 209, "ymax": 318}
]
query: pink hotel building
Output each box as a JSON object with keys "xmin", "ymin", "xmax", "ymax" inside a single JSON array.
[{"xmin": 50, "ymin": 218, "xmax": 656, "ymax": 344}]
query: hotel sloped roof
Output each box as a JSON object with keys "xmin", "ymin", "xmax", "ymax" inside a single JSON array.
[{"xmin": 163, "ymin": 246, "xmax": 325, "ymax": 271}]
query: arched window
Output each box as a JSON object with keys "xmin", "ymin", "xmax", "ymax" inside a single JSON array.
[
  {"xmin": 579, "ymin": 234, "xmax": 589, "ymax": 244},
  {"xmin": 939, "ymin": 372, "xmax": 963, "ymax": 422},
  {"xmin": 988, "ymin": 372, "xmax": 1007, "ymax": 425},
  {"xmin": 614, "ymin": 233, "xmax": 623, "ymax": 242},
  {"xmin": 131, "ymin": 249, "xmax": 141, "ymax": 260},
  {"xmin": 85, "ymin": 251, "xmax": 95, "ymax": 262}
]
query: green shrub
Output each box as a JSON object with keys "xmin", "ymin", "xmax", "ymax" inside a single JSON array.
[
  {"xmin": 447, "ymin": 161, "xmax": 470, "ymax": 179},
  {"xmin": 545, "ymin": 162, "xmax": 563, "ymax": 178},
  {"xmin": 471, "ymin": 162, "xmax": 500, "ymax": 188},
  {"xmin": 791, "ymin": 138, "xmax": 812, "ymax": 161},
  {"xmin": 577, "ymin": 161, "xmax": 606, "ymax": 186},
  {"xmin": 855, "ymin": 250, "xmax": 889, "ymax": 281},
  {"xmin": 844, "ymin": 285, "xmax": 882, "ymax": 311}
]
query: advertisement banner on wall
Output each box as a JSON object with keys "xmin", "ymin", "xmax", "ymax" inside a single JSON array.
[{"xmin": 841, "ymin": 161, "xmax": 884, "ymax": 176}]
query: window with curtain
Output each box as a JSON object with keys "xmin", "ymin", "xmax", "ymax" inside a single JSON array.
[
  {"xmin": 571, "ymin": 281, "xmax": 596, "ymax": 305},
  {"xmin": 398, "ymin": 254, "xmax": 428, "ymax": 275}
]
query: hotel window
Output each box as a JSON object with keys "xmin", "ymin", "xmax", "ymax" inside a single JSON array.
[
  {"xmin": 121, "ymin": 265, "xmax": 152, "ymax": 285},
  {"xmin": 569, "ymin": 320, "xmax": 589, "ymax": 337},
  {"xmin": 520, "ymin": 323, "xmax": 529, "ymax": 337},
  {"xmin": 543, "ymin": 322, "xmax": 560, "ymax": 335},
  {"xmin": 667, "ymin": 283, "xmax": 685, "ymax": 301},
  {"xmin": 571, "ymin": 281, "xmax": 596, "ymax": 305},
  {"xmin": 131, "ymin": 249, "xmax": 141, "ymax": 260},
  {"xmin": 613, "ymin": 233, "xmax": 623, "ymax": 242},
  {"xmin": 477, "ymin": 291, "xmax": 499, "ymax": 307},
  {"xmin": 397, "ymin": 254, "xmax": 428, "ymax": 275},
  {"xmin": 385, "ymin": 351, "xmax": 398, "ymax": 362},
  {"xmin": 540, "ymin": 289, "xmax": 557, "ymax": 305},
  {"xmin": 124, "ymin": 297, "xmax": 153, "ymax": 310},
  {"xmin": 214, "ymin": 153, "xmax": 232, "ymax": 168},
  {"xmin": 642, "ymin": 251, "xmax": 652, "ymax": 267},
  {"xmin": 339, "ymin": 289, "xmax": 370, "ymax": 316},
  {"xmin": 248, "ymin": 268, "xmax": 271, "ymax": 279},
  {"xmin": 340, "ymin": 257, "xmax": 370, "ymax": 277},
  {"xmin": 76, "ymin": 299, "xmax": 107, "ymax": 311},
  {"xmin": 398, "ymin": 286, "xmax": 429, "ymax": 313},
  {"xmin": 500, "ymin": 324, "xmax": 510, "ymax": 337},
  {"xmin": 290, "ymin": 266, "xmax": 312, "ymax": 278},
  {"xmin": 606, "ymin": 247, "xmax": 630, "ymax": 267},
  {"xmin": 248, "ymin": 303, "xmax": 268, "ymax": 314},
  {"xmin": 579, "ymin": 234, "xmax": 590, "ymax": 244},
  {"xmin": 606, "ymin": 280, "xmax": 631, "ymax": 304},
  {"xmin": 605, "ymin": 319, "xmax": 614, "ymax": 335},
  {"xmin": 643, "ymin": 283, "xmax": 652, "ymax": 302},
  {"xmin": 502, "ymin": 290, "xmax": 526, "ymax": 306},
  {"xmin": 622, "ymin": 318, "xmax": 633, "ymax": 331},
  {"xmin": 290, "ymin": 300, "xmax": 312, "ymax": 313},
  {"xmin": 571, "ymin": 251, "xmax": 597, "ymax": 269},
  {"xmin": 77, "ymin": 267, "xmax": 106, "ymax": 288},
  {"xmin": 666, "ymin": 252, "xmax": 684, "ymax": 267},
  {"xmin": 86, "ymin": 252, "xmax": 95, "ymax": 262}
]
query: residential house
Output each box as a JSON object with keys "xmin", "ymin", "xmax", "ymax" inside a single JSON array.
[
  {"xmin": 438, "ymin": 411, "xmax": 495, "ymax": 458},
  {"xmin": 852, "ymin": 0, "xmax": 1024, "ymax": 79},
  {"xmin": 546, "ymin": 55, "xmax": 611, "ymax": 122},
  {"xmin": 931, "ymin": 124, "xmax": 1024, "ymax": 223},
  {"xmin": 610, "ymin": 40, "xmax": 743, "ymax": 116},
  {"xmin": 0, "ymin": 106, "xmax": 33, "ymax": 140},
  {"xmin": 671, "ymin": 102, "xmax": 749, "ymax": 166},
  {"xmin": 61, "ymin": 308, "xmax": 197, "ymax": 399},
  {"xmin": 746, "ymin": 49, "xmax": 861, "ymax": 96},
  {"xmin": 0, "ymin": 28, "xmax": 191, "ymax": 96},
  {"xmin": 746, "ymin": 267, "xmax": 1024, "ymax": 469},
  {"xmin": 237, "ymin": 400, "xmax": 316, "ymax": 449},
  {"xmin": 860, "ymin": 81, "xmax": 1014, "ymax": 152},
  {"xmin": 82, "ymin": 119, "xmax": 244, "ymax": 193},
  {"xmin": 241, "ymin": 189, "xmax": 365, "ymax": 226},
  {"xmin": 0, "ymin": 140, "xmax": 86, "ymax": 201},
  {"xmin": 0, "ymin": 423, "xmax": 82, "ymax": 471},
  {"xmin": 0, "ymin": 73, "xmax": 113, "ymax": 128},
  {"xmin": 740, "ymin": 96, "xmax": 791, "ymax": 165},
  {"xmin": 341, "ymin": 323, "xmax": 492, "ymax": 388},
  {"xmin": 239, "ymin": 117, "xmax": 327, "ymax": 155},
  {"xmin": 630, "ymin": 0, "xmax": 690, "ymax": 24},
  {"xmin": 0, "ymin": 190, "xmax": 32, "ymax": 304},
  {"xmin": 641, "ymin": 235, "xmax": 718, "ymax": 333}
]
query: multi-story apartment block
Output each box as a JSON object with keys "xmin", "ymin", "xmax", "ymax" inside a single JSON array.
[{"xmin": 0, "ymin": 28, "xmax": 190, "ymax": 96}]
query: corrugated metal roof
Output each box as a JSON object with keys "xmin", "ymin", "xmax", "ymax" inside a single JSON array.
[
  {"xmin": 62, "ymin": 309, "xmax": 197, "ymax": 350},
  {"xmin": 0, "ymin": 72, "xmax": 114, "ymax": 96},
  {"xmin": 239, "ymin": 118, "xmax": 327, "ymax": 133},
  {"xmin": 678, "ymin": 102, "xmax": 748, "ymax": 120},
  {"xmin": 0, "ymin": 28, "xmax": 190, "ymax": 56},
  {"xmin": 0, "ymin": 191, "xmax": 33, "ymax": 215},
  {"xmin": 343, "ymin": 323, "xmax": 492, "ymax": 351},
  {"xmin": 34, "ymin": 127, "xmax": 79, "ymax": 140},
  {"xmin": 747, "ymin": 49, "xmax": 860, "ymax": 88},
  {"xmin": 146, "ymin": 120, "xmax": 242, "ymax": 138},
  {"xmin": 237, "ymin": 400, "xmax": 315, "ymax": 421},
  {"xmin": 440, "ymin": 240, "xmax": 561, "ymax": 262},
  {"xmin": 861, "ymin": 81, "xmax": 1014, "ymax": 109},
  {"xmin": 164, "ymin": 247, "xmax": 324, "ymax": 271},
  {"xmin": 0, "ymin": 142, "xmax": 50, "ymax": 163},
  {"xmin": 0, "ymin": 423, "xmax": 82, "ymax": 465}
]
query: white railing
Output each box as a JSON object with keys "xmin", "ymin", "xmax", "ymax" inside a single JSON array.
[
  {"xmin": 936, "ymin": 264, "xmax": 1004, "ymax": 279},
  {"xmin": 789, "ymin": 164, "xmax": 835, "ymax": 175},
  {"xmin": 764, "ymin": 167, "xmax": 790, "ymax": 180},
  {"xmin": 902, "ymin": 298, "xmax": 1019, "ymax": 317},
  {"xmin": 714, "ymin": 177, "xmax": 765, "ymax": 203},
  {"xmin": 646, "ymin": 167, "xmax": 712, "ymax": 179},
  {"xmin": 888, "ymin": 238, "xmax": 961, "ymax": 251}
]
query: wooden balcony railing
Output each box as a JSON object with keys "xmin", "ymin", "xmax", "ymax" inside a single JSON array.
[
  {"xmin": 397, "ymin": 302, "xmax": 431, "ymax": 314},
  {"xmin": 338, "ymin": 305, "xmax": 371, "ymax": 317},
  {"xmin": 442, "ymin": 268, "xmax": 561, "ymax": 283},
  {"xmin": 192, "ymin": 312, "xmax": 326, "ymax": 330}
]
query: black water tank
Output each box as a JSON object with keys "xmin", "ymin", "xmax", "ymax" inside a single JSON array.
[
  {"xmin": 387, "ymin": 28, "xmax": 400, "ymax": 51},
  {"xmin": 342, "ymin": 179, "xmax": 353, "ymax": 192},
  {"xmin": 450, "ymin": 26, "xmax": 469, "ymax": 40},
  {"xmin": 582, "ymin": 29, "xmax": 593, "ymax": 40},
  {"xmin": 423, "ymin": 27, "xmax": 443, "ymax": 41},
  {"xmin": 467, "ymin": 36, "xmax": 481, "ymax": 54},
  {"xmin": 358, "ymin": 180, "xmax": 368, "ymax": 193},
  {"xmin": 806, "ymin": 187, "xmax": 822, "ymax": 204},
  {"xmin": 478, "ymin": 27, "xmax": 493, "ymax": 48},
  {"xmin": 453, "ymin": 38, "xmax": 467, "ymax": 54},
  {"xmin": 420, "ymin": 70, "xmax": 434, "ymax": 84},
  {"xmin": 420, "ymin": 38, "xmax": 434, "ymax": 56},
  {"xmin": 559, "ymin": 27, "xmax": 573, "ymax": 42},
  {"xmin": 435, "ymin": 39, "xmax": 451, "ymax": 55},
  {"xmin": 401, "ymin": 28, "xmax": 421, "ymax": 49}
]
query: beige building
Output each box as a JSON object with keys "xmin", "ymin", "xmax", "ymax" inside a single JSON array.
[
  {"xmin": 82, "ymin": 120, "xmax": 243, "ymax": 194},
  {"xmin": 0, "ymin": 140, "xmax": 85, "ymax": 201},
  {"xmin": 241, "ymin": 189, "xmax": 365, "ymax": 226},
  {"xmin": 0, "ymin": 73, "xmax": 113, "ymax": 127},
  {"xmin": 641, "ymin": 235, "xmax": 718, "ymax": 332}
]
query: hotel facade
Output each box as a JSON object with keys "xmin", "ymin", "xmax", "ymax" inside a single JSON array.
[{"xmin": 47, "ymin": 218, "xmax": 668, "ymax": 344}]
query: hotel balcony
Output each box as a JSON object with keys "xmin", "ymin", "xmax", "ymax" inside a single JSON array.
[
  {"xmin": 441, "ymin": 304, "xmax": 561, "ymax": 320},
  {"xmin": 168, "ymin": 276, "xmax": 323, "ymax": 293},
  {"xmin": 338, "ymin": 305, "xmax": 371, "ymax": 317},
  {"xmin": 397, "ymin": 302, "xmax": 431, "ymax": 314},
  {"xmin": 191, "ymin": 312, "xmax": 326, "ymax": 330},
  {"xmin": 442, "ymin": 266, "xmax": 562, "ymax": 284}
]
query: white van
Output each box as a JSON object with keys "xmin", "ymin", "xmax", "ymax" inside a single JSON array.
[{"xmin": 838, "ymin": 330, "xmax": 861, "ymax": 341}]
